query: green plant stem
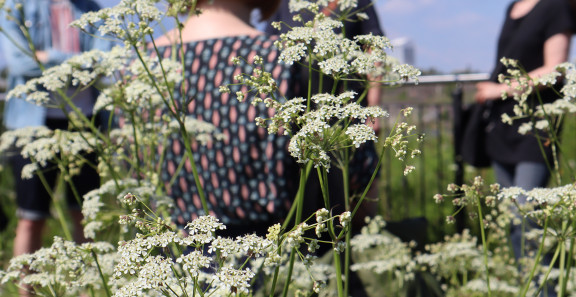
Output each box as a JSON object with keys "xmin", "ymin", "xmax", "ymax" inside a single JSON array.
[
  {"xmin": 306, "ymin": 46, "xmax": 313, "ymax": 112},
  {"xmin": 280, "ymin": 165, "xmax": 310, "ymax": 297},
  {"xmin": 333, "ymin": 248, "xmax": 345, "ymax": 297},
  {"xmin": 317, "ymin": 168, "xmax": 346, "ymax": 297},
  {"xmin": 475, "ymin": 197, "xmax": 491, "ymax": 297},
  {"xmin": 521, "ymin": 216, "xmax": 550, "ymax": 296},
  {"xmin": 34, "ymin": 167, "xmax": 73, "ymax": 241},
  {"xmin": 169, "ymin": 264, "xmax": 191, "ymax": 297},
  {"xmin": 558, "ymin": 221, "xmax": 569, "ymax": 297},
  {"xmin": 91, "ymin": 249, "xmax": 112, "ymax": 297},
  {"xmin": 268, "ymin": 265, "xmax": 281, "ymax": 297},
  {"xmin": 536, "ymin": 242, "xmax": 561, "ymax": 297},
  {"xmin": 341, "ymin": 149, "xmax": 351, "ymax": 297},
  {"xmin": 281, "ymin": 250, "xmax": 297, "ymax": 297},
  {"xmin": 317, "ymin": 167, "xmax": 330, "ymax": 209},
  {"xmin": 129, "ymin": 43, "xmax": 211, "ymax": 214},
  {"xmin": 561, "ymin": 236, "xmax": 575, "ymax": 295},
  {"xmin": 350, "ymin": 140, "xmax": 385, "ymax": 219},
  {"xmin": 282, "ymin": 163, "xmax": 313, "ymax": 230},
  {"xmin": 47, "ymin": 283, "xmax": 58, "ymax": 297}
]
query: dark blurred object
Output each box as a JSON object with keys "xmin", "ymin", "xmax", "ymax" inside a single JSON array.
[
  {"xmin": 0, "ymin": 203, "xmax": 8, "ymax": 232},
  {"xmin": 384, "ymin": 217, "xmax": 429, "ymax": 248}
]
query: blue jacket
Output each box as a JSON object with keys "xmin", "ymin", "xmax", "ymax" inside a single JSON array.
[{"xmin": 0, "ymin": 0, "xmax": 111, "ymax": 129}]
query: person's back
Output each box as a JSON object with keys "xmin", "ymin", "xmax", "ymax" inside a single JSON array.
[{"xmin": 152, "ymin": 0, "xmax": 299, "ymax": 237}]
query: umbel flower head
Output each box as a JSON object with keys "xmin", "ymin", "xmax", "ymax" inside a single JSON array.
[
  {"xmin": 228, "ymin": 0, "xmax": 420, "ymax": 171},
  {"xmin": 273, "ymin": 0, "xmax": 420, "ymax": 83}
]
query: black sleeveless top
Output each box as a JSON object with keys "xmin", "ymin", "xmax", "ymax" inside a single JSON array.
[{"xmin": 486, "ymin": 0, "xmax": 574, "ymax": 165}]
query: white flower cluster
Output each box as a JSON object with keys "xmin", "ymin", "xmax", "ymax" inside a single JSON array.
[
  {"xmin": 72, "ymin": 0, "xmax": 163, "ymax": 45},
  {"xmin": 277, "ymin": 13, "xmax": 393, "ymax": 80},
  {"xmin": 281, "ymin": 92, "xmax": 388, "ymax": 169},
  {"xmin": 7, "ymin": 47, "xmax": 130, "ymax": 108},
  {"xmin": 462, "ymin": 278, "xmax": 519, "ymax": 295},
  {"xmin": 0, "ymin": 126, "xmax": 52, "ymax": 153},
  {"xmin": 1, "ymin": 237, "xmax": 116, "ymax": 294},
  {"xmin": 348, "ymin": 218, "xmax": 415, "ymax": 292},
  {"xmin": 2, "ymin": 128, "xmax": 98, "ymax": 179},
  {"xmin": 82, "ymin": 178, "xmax": 173, "ymax": 239},
  {"xmin": 415, "ymin": 230, "xmax": 489, "ymax": 283},
  {"xmin": 213, "ymin": 266, "xmax": 255, "ymax": 295},
  {"xmin": 110, "ymin": 214, "xmax": 290, "ymax": 296},
  {"xmin": 497, "ymin": 184, "xmax": 576, "ymax": 223},
  {"xmin": 276, "ymin": 0, "xmax": 423, "ymax": 86}
]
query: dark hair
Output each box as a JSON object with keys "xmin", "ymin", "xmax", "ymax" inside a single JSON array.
[
  {"xmin": 246, "ymin": 0, "xmax": 282, "ymax": 20},
  {"xmin": 197, "ymin": 0, "xmax": 282, "ymax": 20},
  {"xmin": 571, "ymin": 0, "xmax": 576, "ymax": 27}
]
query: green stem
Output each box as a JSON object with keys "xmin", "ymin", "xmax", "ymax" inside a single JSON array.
[
  {"xmin": 91, "ymin": 249, "xmax": 112, "ymax": 297},
  {"xmin": 129, "ymin": 43, "xmax": 210, "ymax": 214},
  {"xmin": 536, "ymin": 242, "xmax": 561, "ymax": 297},
  {"xmin": 35, "ymin": 167, "xmax": 73, "ymax": 241},
  {"xmin": 521, "ymin": 216, "xmax": 550, "ymax": 296},
  {"xmin": 282, "ymin": 163, "xmax": 312, "ymax": 230},
  {"xmin": 475, "ymin": 197, "xmax": 491, "ymax": 297},
  {"xmin": 561, "ymin": 236, "xmax": 575, "ymax": 295},
  {"xmin": 268, "ymin": 265, "xmax": 281, "ymax": 297},
  {"xmin": 341, "ymin": 149, "xmax": 351, "ymax": 297},
  {"xmin": 281, "ymin": 249, "xmax": 297, "ymax": 297},
  {"xmin": 317, "ymin": 168, "xmax": 345, "ymax": 297},
  {"xmin": 333, "ymin": 248, "xmax": 345, "ymax": 297},
  {"xmin": 280, "ymin": 165, "xmax": 310, "ymax": 297}
]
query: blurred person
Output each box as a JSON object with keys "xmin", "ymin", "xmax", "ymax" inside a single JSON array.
[
  {"xmin": 475, "ymin": 0, "xmax": 573, "ymax": 189},
  {"xmin": 0, "ymin": 0, "xmax": 110, "ymax": 289},
  {"xmin": 152, "ymin": 0, "xmax": 300, "ymax": 237},
  {"xmin": 475, "ymin": 0, "xmax": 575, "ymax": 294},
  {"xmin": 265, "ymin": 0, "xmax": 384, "ymax": 229}
]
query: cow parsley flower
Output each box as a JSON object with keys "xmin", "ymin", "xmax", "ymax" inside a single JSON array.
[
  {"xmin": 176, "ymin": 251, "xmax": 212, "ymax": 277},
  {"xmin": 213, "ymin": 266, "xmax": 255, "ymax": 295},
  {"xmin": 185, "ymin": 215, "xmax": 226, "ymax": 235}
]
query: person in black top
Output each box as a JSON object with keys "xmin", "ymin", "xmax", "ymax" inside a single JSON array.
[
  {"xmin": 475, "ymin": 0, "xmax": 574, "ymax": 190},
  {"xmin": 475, "ymin": 0, "xmax": 574, "ymax": 293}
]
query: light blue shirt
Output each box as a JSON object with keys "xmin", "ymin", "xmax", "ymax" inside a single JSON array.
[{"xmin": 0, "ymin": 0, "xmax": 112, "ymax": 129}]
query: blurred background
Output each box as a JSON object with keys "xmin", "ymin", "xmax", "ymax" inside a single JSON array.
[{"xmin": 1, "ymin": 0, "xmax": 575, "ymax": 252}]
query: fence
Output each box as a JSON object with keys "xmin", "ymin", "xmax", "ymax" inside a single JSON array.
[
  {"xmin": 2, "ymin": 72, "xmax": 574, "ymax": 243},
  {"xmin": 377, "ymin": 73, "xmax": 490, "ymax": 241},
  {"xmin": 0, "ymin": 74, "xmax": 490, "ymax": 242}
]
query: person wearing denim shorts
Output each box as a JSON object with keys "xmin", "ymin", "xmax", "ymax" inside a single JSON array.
[{"xmin": 0, "ymin": 0, "xmax": 111, "ymax": 284}]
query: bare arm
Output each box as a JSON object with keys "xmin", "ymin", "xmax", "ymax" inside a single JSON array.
[{"xmin": 475, "ymin": 31, "xmax": 571, "ymax": 104}]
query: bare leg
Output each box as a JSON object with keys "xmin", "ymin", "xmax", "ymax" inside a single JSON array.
[
  {"xmin": 69, "ymin": 209, "xmax": 87, "ymax": 244},
  {"xmin": 13, "ymin": 218, "xmax": 45, "ymax": 297},
  {"xmin": 13, "ymin": 218, "xmax": 45, "ymax": 257}
]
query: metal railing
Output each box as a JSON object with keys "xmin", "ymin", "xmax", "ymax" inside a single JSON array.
[
  {"xmin": 378, "ymin": 73, "xmax": 490, "ymax": 238},
  {"xmin": 0, "ymin": 73, "xmax": 492, "ymax": 239}
]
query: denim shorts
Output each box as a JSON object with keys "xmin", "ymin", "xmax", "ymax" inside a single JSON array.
[{"xmin": 10, "ymin": 118, "xmax": 100, "ymax": 220}]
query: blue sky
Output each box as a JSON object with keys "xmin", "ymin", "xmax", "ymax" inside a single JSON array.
[
  {"xmin": 92, "ymin": 0, "xmax": 553, "ymax": 73},
  {"xmin": 2, "ymin": 0, "xmax": 575, "ymax": 74},
  {"xmin": 376, "ymin": 0, "xmax": 510, "ymax": 73},
  {"xmin": 377, "ymin": 0, "xmax": 576, "ymax": 73}
]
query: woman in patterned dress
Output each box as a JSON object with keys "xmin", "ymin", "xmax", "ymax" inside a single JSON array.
[{"xmin": 153, "ymin": 0, "xmax": 300, "ymax": 237}]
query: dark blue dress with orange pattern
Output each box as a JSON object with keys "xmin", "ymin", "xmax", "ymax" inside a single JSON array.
[{"xmin": 156, "ymin": 34, "xmax": 300, "ymax": 234}]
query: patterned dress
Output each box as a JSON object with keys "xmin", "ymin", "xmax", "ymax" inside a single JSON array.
[{"xmin": 156, "ymin": 34, "xmax": 301, "ymax": 232}]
